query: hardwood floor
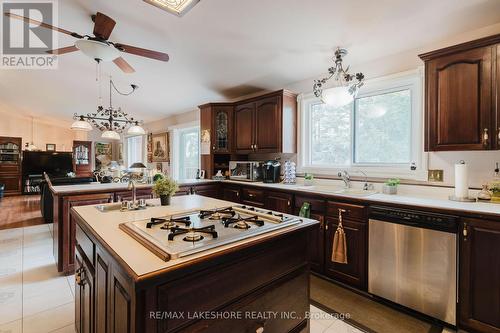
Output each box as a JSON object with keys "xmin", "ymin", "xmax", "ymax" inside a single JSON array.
[{"xmin": 0, "ymin": 195, "xmax": 45, "ymax": 230}]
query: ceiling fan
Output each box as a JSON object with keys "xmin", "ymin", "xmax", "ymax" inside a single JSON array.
[{"xmin": 4, "ymin": 11, "xmax": 169, "ymax": 73}]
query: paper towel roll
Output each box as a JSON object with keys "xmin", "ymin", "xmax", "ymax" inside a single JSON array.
[{"xmin": 454, "ymin": 161, "xmax": 469, "ymax": 198}]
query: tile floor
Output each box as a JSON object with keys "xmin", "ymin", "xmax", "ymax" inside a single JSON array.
[{"xmin": 0, "ymin": 224, "xmax": 362, "ymax": 333}]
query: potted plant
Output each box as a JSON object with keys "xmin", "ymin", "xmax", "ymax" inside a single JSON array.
[
  {"xmin": 383, "ymin": 178, "xmax": 400, "ymax": 195},
  {"xmin": 152, "ymin": 177, "xmax": 179, "ymax": 206},
  {"xmin": 490, "ymin": 182, "xmax": 500, "ymax": 202},
  {"xmin": 304, "ymin": 173, "xmax": 314, "ymax": 186}
]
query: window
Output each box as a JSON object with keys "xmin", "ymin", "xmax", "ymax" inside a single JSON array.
[
  {"xmin": 172, "ymin": 125, "xmax": 200, "ymax": 180},
  {"xmin": 300, "ymin": 71, "xmax": 424, "ymax": 179},
  {"xmin": 126, "ymin": 135, "xmax": 144, "ymax": 167}
]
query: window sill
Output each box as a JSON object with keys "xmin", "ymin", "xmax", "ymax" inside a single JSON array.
[{"xmin": 297, "ymin": 166, "xmax": 428, "ymax": 182}]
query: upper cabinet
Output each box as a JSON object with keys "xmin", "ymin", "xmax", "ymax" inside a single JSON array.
[
  {"xmin": 73, "ymin": 141, "xmax": 93, "ymax": 177},
  {"xmin": 419, "ymin": 34, "xmax": 500, "ymax": 151},
  {"xmin": 234, "ymin": 90, "xmax": 297, "ymax": 154}
]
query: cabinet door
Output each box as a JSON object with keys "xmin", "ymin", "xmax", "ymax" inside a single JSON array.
[
  {"xmin": 0, "ymin": 175, "xmax": 21, "ymax": 193},
  {"xmin": 496, "ymin": 44, "xmax": 500, "ymax": 149},
  {"xmin": 75, "ymin": 250, "xmax": 94, "ymax": 333},
  {"xmin": 193, "ymin": 185, "xmax": 219, "ymax": 198},
  {"xmin": 459, "ymin": 218, "xmax": 500, "ymax": 333},
  {"xmin": 95, "ymin": 249, "xmax": 109, "ymax": 333},
  {"xmin": 234, "ymin": 102, "xmax": 255, "ymax": 153},
  {"xmin": 255, "ymin": 96, "xmax": 281, "ymax": 152},
  {"xmin": 266, "ymin": 191, "xmax": 293, "ymax": 214},
  {"xmin": 241, "ymin": 187, "xmax": 265, "ymax": 207},
  {"xmin": 308, "ymin": 213, "xmax": 325, "ymax": 274},
  {"xmin": 222, "ymin": 186, "xmax": 241, "ymax": 203},
  {"xmin": 324, "ymin": 217, "xmax": 367, "ymax": 290},
  {"xmin": 212, "ymin": 107, "xmax": 233, "ymax": 153},
  {"xmin": 426, "ymin": 46, "xmax": 493, "ymax": 150}
]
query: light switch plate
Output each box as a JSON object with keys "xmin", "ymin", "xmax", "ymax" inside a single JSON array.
[{"xmin": 428, "ymin": 169, "xmax": 444, "ymax": 182}]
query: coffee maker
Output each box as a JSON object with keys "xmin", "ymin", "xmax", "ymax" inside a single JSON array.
[{"xmin": 262, "ymin": 160, "xmax": 281, "ymax": 183}]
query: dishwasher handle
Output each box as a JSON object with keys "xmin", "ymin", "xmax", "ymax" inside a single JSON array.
[{"xmin": 369, "ymin": 206, "xmax": 458, "ymax": 233}]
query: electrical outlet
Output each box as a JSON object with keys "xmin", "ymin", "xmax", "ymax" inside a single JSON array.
[{"xmin": 428, "ymin": 169, "xmax": 444, "ymax": 182}]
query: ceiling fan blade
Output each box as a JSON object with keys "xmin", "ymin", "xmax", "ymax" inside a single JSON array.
[
  {"xmin": 93, "ymin": 12, "xmax": 116, "ymax": 40},
  {"xmin": 114, "ymin": 43, "xmax": 169, "ymax": 62},
  {"xmin": 113, "ymin": 57, "xmax": 135, "ymax": 73},
  {"xmin": 4, "ymin": 12, "xmax": 83, "ymax": 38},
  {"xmin": 46, "ymin": 45, "xmax": 78, "ymax": 55}
]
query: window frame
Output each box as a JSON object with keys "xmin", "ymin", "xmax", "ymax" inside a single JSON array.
[
  {"xmin": 298, "ymin": 69, "xmax": 427, "ymax": 180},
  {"xmin": 169, "ymin": 122, "xmax": 200, "ymax": 180},
  {"xmin": 125, "ymin": 134, "xmax": 146, "ymax": 168}
]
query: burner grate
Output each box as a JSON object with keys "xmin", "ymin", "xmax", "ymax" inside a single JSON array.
[
  {"xmin": 168, "ymin": 225, "xmax": 218, "ymax": 242},
  {"xmin": 199, "ymin": 208, "xmax": 236, "ymax": 220},
  {"xmin": 147, "ymin": 216, "xmax": 191, "ymax": 229},
  {"xmin": 222, "ymin": 214, "xmax": 265, "ymax": 229}
]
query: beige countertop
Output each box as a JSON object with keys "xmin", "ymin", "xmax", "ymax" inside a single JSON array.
[
  {"xmin": 223, "ymin": 180, "xmax": 500, "ymax": 218},
  {"xmin": 51, "ymin": 179, "xmax": 218, "ymax": 194},
  {"xmin": 72, "ymin": 195, "xmax": 317, "ymax": 278}
]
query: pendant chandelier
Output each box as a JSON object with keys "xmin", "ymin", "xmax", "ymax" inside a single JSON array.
[
  {"xmin": 71, "ymin": 77, "xmax": 145, "ymax": 140},
  {"xmin": 313, "ymin": 48, "xmax": 365, "ymax": 108}
]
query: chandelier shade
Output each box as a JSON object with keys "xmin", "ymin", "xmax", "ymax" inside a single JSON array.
[
  {"xmin": 71, "ymin": 116, "xmax": 93, "ymax": 131},
  {"xmin": 313, "ymin": 48, "xmax": 364, "ymax": 107},
  {"xmin": 127, "ymin": 122, "xmax": 146, "ymax": 135},
  {"xmin": 101, "ymin": 130, "xmax": 121, "ymax": 140}
]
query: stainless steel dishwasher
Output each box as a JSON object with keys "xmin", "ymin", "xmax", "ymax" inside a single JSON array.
[{"xmin": 368, "ymin": 206, "xmax": 458, "ymax": 325}]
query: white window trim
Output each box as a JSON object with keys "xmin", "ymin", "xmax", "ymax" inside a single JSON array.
[
  {"xmin": 169, "ymin": 121, "xmax": 200, "ymax": 180},
  {"xmin": 297, "ymin": 69, "xmax": 427, "ymax": 180}
]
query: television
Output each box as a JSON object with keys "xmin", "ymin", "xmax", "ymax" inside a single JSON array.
[{"xmin": 22, "ymin": 151, "xmax": 74, "ymax": 176}]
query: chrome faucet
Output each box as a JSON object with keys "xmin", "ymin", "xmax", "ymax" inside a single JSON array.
[
  {"xmin": 338, "ymin": 170, "xmax": 351, "ymax": 188},
  {"xmin": 127, "ymin": 178, "xmax": 137, "ymax": 208}
]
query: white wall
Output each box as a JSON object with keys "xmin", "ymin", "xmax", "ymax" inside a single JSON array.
[
  {"xmin": 285, "ymin": 22, "xmax": 500, "ymax": 188},
  {"xmin": 0, "ymin": 109, "xmax": 87, "ymax": 152}
]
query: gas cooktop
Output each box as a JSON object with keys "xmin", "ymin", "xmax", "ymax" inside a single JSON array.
[{"xmin": 119, "ymin": 205, "xmax": 302, "ymax": 261}]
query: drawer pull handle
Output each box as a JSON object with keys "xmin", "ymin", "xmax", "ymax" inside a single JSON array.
[
  {"xmin": 248, "ymin": 193, "xmax": 255, "ymax": 197},
  {"xmin": 463, "ymin": 223, "xmax": 468, "ymax": 241},
  {"xmin": 256, "ymin": 327, "xmax": 264, "ymax": 333},
  {"xmin": 498, "ymin": 128, "xmax": 500, "ymax": 145},
  {"xmin": 287, "ymin": 200, "xmax": 291, "ymax": 206}
]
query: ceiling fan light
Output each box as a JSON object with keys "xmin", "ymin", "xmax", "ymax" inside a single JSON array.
[
  {"xmin": 75, "ymin": 39, "xmax": 120, "ymax": 62},
  {"xmin": 143, "ymin": 0, "xmax": 200, "ymax": 16},
  {"xmin": 127, "ymin": 124, "xmax": 146, "ymax": 135},
  {"xmin": 71, "ymin": 119, "xmax": 93, "ymax": 131},
  {"xmin": 321, "ymin": 86, "xmax": 354, "ymax": 108},
  {"xmin": 101, "ymin": 130, "xmax": 121, "ymax": 140}
]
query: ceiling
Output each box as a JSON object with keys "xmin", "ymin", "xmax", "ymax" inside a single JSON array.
[{"xmin": 1, "ymin": 0, "xmax": 499, "ymax": 124}]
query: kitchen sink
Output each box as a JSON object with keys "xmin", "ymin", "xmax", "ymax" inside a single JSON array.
[
  {"xmin": 95, "ymin": 203, "xmax": 123, "ymax": 212},
  {"xmin": 334, "ymin": 188, "xmax": 377, "ymax": 197}
]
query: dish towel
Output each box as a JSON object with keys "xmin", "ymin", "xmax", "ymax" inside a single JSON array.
[{"xmin": 332, "ymin": 209, "xmax": 348, "ymax": 264}]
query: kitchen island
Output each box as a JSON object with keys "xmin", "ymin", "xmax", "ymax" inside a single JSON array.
[
  {"xmin": 71, "ymin": 195, "xmax": 318, "ymax": 333},
  {"xmin": 49, "ymin": 179, "xmax": 218, "ymax": 273}
]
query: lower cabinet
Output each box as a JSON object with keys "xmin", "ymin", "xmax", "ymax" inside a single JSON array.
[
  {"xmin": 324, "ymin": 217, "xmax": 367, "ymax": 291},
  {"xmin": 222, "ymin": 185, "xmax": 241, "ymax": 203},
  {"xmin": 75, "ymin": 249, "xmax": 94, "ymax": 333},
  {"xmin": 459, "ymin": 218, "xmax": 500, "ymax": 333},
  {"xmin": 192, "ymin": 184, "xmax": 219, "ymax": 198},
  {"xmin": 307, "ymin": 213, "xmax": 325, "ymax": 274},
  {"xmin": 265, "ymin": 191, "xmax": 293, "ymax": 214},
  {"xmin": 241, "ymin": 187, "xmax": 265, "ymax": 207}
]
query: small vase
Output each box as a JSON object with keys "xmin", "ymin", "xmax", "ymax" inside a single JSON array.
[
  {"xmin": 383, "ymin": 185, "xmax": 397, "ymax": 195},
  {"xmin": 160, "ymin": 195, "xmax": 171, "ymax": 206}
]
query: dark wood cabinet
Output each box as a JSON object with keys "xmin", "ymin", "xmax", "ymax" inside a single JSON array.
[
  {"xmin": 234, "ymin": 102, "xmax": 255, "ymax": 153},
  {"xmin": 222, "ymin": 185, "xmax": 241, "ymax": 203},
  {"xmin": 324, "ymin": 202, "xmax": 367, "ymax": 290},
  {"xmin": 459, "ymin": 218, "xmax": 500, "ymax": 333},
  {"xmin": 265, "ymin": 191, "xmax": 293, "ymax": 214},
  {"xmin": 241, "ymin": 187, "xmax": 265, "ymax": 207},
  {"xmin": 192, "ymin": 184, "xmax": 219, "ymax": 198},
  {"xmin": 75, "ymin": 249, "xmax": 94, "ymax": 333},
  {"xmin": 307, "ymin": 213, "xmax": 325, "ymax": 274},
  {"xmin": 233, "ymin": 90, "xmax": 297, "ymax": 154},
  {"xmin": 73, "ymin": 141, "xmax": 93, "ymax": 177},
  {"xmin": 420, "ymin": 34, "xmax": 500, "ymax": 151},
  {"xmin": 324, "ymin": 217, "xmax": 367, "ymax": 290},
  {"xmin": 0, "ymin": 136, "xmax": 22, "ymax": 195}
]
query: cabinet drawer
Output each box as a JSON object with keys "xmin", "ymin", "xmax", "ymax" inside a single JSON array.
[
  {"xmin": 76, "ymin": 224, "xmax": 94, "ymax": 267},
  {"xmin": 241, "ymin": 187, "xmax": 265, "ymax": 206},
  {"xmin": 0, "ymin": 164, "xmax": 19, "ymax": 174},
  {"xmin": 183, "ymin": 269, "xmax": 308, "ymax": 333},
  {"xmin": 327, "ymin": 201, "xmax": 366, "ymax": 221},
  {"xmin": 294, "ymin": 195, "xmax": 326, "ymax": 213}
]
